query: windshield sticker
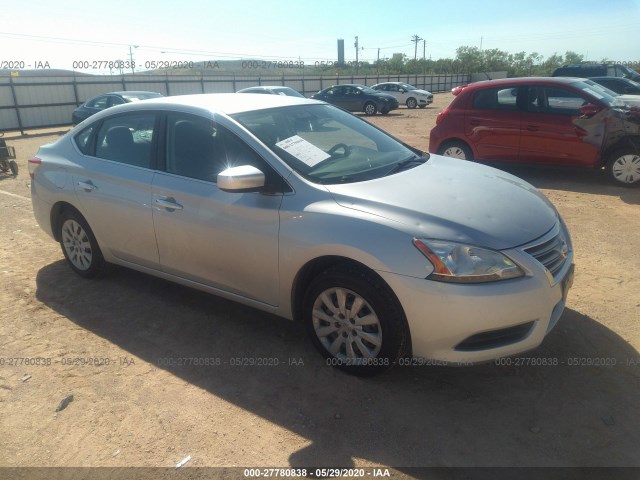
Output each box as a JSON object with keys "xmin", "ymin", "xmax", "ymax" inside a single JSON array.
[
  {"xmin": 276, "ymin": 135, "xmax": 330, "ymax": 167},
  {"xmin": 583, "ymin": 88, "xmax": 604, "ymax": 99}
]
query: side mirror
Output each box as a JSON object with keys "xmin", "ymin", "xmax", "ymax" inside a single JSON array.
[
  {"xmin": 579, "ymin": 103, "xmax": 600, "ymax": 118},
  {"xmin": 217, "ymin": 165, "xmax": 265, "ymax": 192}
]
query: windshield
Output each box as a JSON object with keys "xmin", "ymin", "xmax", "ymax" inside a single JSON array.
[
  {"xmin": 399, "ymin": 83, "xmax": 416, "ymax": 91},
  {"xmin": 273, "ymin": 87, "xmax": 305, "ymax": 98},
  {"xmin": 571, "ymin": 80, "xmax": 617, "ymax": 105},
  {"xmin": 619, "ymin": 65, "xmax": 640, "ymax": 81},
  {"xmin": 232, "ymin": 104, "xmax": 419, "ymax": 184}
]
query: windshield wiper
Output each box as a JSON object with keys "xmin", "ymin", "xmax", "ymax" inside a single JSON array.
[{"xmin": 384, "ymin": 154, "xmax": 427, "ymax": 176}]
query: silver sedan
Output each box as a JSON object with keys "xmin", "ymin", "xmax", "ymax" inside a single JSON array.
[{"xmin": 29, "ymin": 93, "xmax": 574, "ymax": 375}]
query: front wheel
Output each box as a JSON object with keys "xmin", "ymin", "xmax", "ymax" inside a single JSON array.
[
  {"xmin": 303, "ymin": 265, "xmax": 410, "ymax": 376},
  {"xmin": 363, "ymin": 102, "xmax": 377, "ymax": 115},
  {"xmin": 9, "ymin": 160, "xmax": 18, "ymax": 176},
  {"xmin": 438, "ymin": 140, "xmax": 474, "ymax": 161},
  {"xmin": 59, "ymin": 210, "xmax": 106, "ymax": 278},
  {"xmin": 406, "ymin": 97, "xmax": 417, "ymax": 109},
  {"xmin": 606, "ymin": 148, "xmax": 640, "ymax": 187}
]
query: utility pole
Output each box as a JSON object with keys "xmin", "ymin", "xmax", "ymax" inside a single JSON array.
[
  {"xmin": 422, "ymin": 40, "xmax": 426, "ymax": 74},
  {"xmin": 377, "ymin": 47, "xmax": 380, "ymax": 73},
  {"xmin": 128, "ymin": 45, "xmax": 138, "ymax": 75},
  {"xmin": 354, "ymin": 36, "xmax": 359, "ymax": 74},
  {"xmin": 411, "ymin": 34, "xmax": 422, "ymax": 60}
]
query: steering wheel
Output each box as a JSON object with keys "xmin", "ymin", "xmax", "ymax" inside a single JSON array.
[{"xmin": 327, "ymin": 143, "xmax": 351, "ymax": 158}]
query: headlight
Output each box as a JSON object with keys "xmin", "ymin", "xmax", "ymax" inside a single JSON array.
[{"xmin": 413, "ymin": 239, "xmax": 525, "ymax": 283}]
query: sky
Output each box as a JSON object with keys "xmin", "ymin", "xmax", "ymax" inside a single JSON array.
[{"xmin": 1, "ymin": 0, "xmax": 639, "ymax": 74}]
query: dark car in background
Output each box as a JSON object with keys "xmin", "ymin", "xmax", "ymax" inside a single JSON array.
[
  {"xmin": 589, "ymin": 77, "xmax": 640, "ymax": 95},
  {"xmin": 72, "ymin": 91, "xmax": 163, "ymax": 125},
  {"xmin": 429, "ymin": 77, "xmax": 640, "ymax": 186},
  {"xmin": 311, "ymin": 84, "xmax": 398, "ymax": 115},
  {"xmin": 237, "ymin": 86, "xmax": 305, "ymax": 97},
  {"xmin": 553, "ymin": 63, "xmax": 640, "ymax": 82}
]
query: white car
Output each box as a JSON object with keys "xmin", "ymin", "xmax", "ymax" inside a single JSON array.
[{"xmin": 371, "ymin": 82, "xmax": 433, "ymax": 109}]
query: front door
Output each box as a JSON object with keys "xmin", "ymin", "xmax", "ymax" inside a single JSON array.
[{"xmin": 151, "ymin": 112, "xmax": 282, "ymax": 305}]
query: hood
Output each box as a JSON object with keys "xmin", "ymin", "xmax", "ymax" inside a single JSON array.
[
  {"xmin": 612, "ymin": 95, "xmax": 640, "ymax": 108},
  {"xmin": 413, "ymin": 89, "xmax": 433, "ymax": 96},
  {"xmin": 325, "ymin": 156, "xmax": 558, "ymax": 250}
]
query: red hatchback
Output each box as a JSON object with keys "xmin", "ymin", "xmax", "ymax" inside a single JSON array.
[{"xmin": 429, "ymin": 77, "xmax": 640, "ymax": 186}]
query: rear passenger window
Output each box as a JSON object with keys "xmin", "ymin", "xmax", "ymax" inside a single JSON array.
[
  {"xmin": 86, "ymin": 96, "xmax": 109, "ymax": 109},
  {"xmin": 95, "ymin": 113, "xmax": 156, "ymax": 168},
  {"xmin": 472, "ymin": 87, "xmax": 518, "ymax": 110},
  {"xmin": 74, "ymin": 124, "xmax": 96, "ymax": 155}
]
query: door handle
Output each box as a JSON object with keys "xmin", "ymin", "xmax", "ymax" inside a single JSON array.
[
  {"xmin": 154, "ymin": 197, "xmax": 183, "ymax": 211},
  {"xmin": 526, "ymin": 125, "xmax": 539, "ymax": 132},
  {"xmin": 77, "ymin": 180, "xmax": 97, "ymax": 192}
]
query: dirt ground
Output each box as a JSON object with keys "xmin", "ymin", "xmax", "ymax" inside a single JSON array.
[{"xmin": 0, "ymin": 94, "xmax": 639, "ymax": 476}]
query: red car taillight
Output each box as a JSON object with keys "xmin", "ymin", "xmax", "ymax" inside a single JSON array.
[{"xmin": 28, "ymin": 157, "xmax": 41, "ymax": 179}]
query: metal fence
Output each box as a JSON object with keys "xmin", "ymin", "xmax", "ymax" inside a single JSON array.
[{"xmin": 0, "ymin": 72, "xmax": 475, "ymax": 133}]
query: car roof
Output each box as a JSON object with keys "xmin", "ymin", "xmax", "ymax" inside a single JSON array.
[
  {"xmin": 100, "ymin": 93, "xmax": 320, "ymax": 116},
  {"xmin": 589, "ymin": 76, "xmax": 629, "ymax": 82},
  {"xmin": 239, "ymin": 86, "xmax": 291, "ymax": 90},
  {"xmin": 460, "ymin": 77, "xmax": 584, "ymax": 91},
  {"xmin": 104, "ymin": 91, "xmax": 161, "ymax": 96}
]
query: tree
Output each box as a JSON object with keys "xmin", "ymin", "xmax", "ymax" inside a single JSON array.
[{"xmin": 563, "ymin": 51, "xmax": 584, "ymax": 65}]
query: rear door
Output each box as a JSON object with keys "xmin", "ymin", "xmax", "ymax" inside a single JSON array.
[
  {"xmin": 518, "ymin": 85, "xmax": 601, "ymax": 166},
  {"xmin": 72, "ymin": 111, "xmax": 160, "ymax": 269},
  {"xmin": 464, "ymin": 86, "xmax": 522, "ymax": 162},
  {"xmin": 341, "ymin": 86, "xmax": 363, "ymax": 111}
]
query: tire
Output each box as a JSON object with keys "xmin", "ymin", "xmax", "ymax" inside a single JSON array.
[
  {"xmin": 9, "ymin": 160, "xmax": 18, "ymax": 176},
  {"xmin": 381, "ymin": 108, "xmax": 389, "ymax": 115},
  {"xmin": 363, "ymin": 102, "xmax": 377, "ymax": 116},
  {"xmin": 303, "ymin": 265, "xmax": 410, "ymax": 376},
  {"xmin": 406, "ymin": 97, "xmax": 417, "ymax": 109},
  {"xmin": 58, "ymin": 210, "xmax": 106, "ymax": 278},
  {"xmin": 437, "ymin": 140, "xmax": 474, "ymax": 161},
  {"xmin": 606, "ymin": 147, "xmax": 640, "ymax": 187}
]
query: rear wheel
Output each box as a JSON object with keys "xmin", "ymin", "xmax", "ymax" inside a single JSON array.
[
  {"xmin": 58, "ymin": 210, "xmax": 106, "ymax": 278},
  {"xmin": 606, "ymin": 147, "xmax": 640, "ymax": 187},
  {"xmin": 303, "ymin": 265, "xmax": 410, "ymax": 376},
  {"xmin": 406, "ymin": 97, "xmax": 417, "ymax": 109},
  {"xmin": 363, "ymin": 102, "xmax": 377, "ymax": 115},
  {"xmin": 438, "ymin": 140, "xmax": 474, "ymax": 160},
  {"xmin": 9, "ymin": 160, "xmax": 18, "ymax": 176}
]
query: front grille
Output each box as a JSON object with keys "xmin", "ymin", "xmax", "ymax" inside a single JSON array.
[{"xmin": 524, "ymin": 228, "xmax": 569, "ymax": 279}]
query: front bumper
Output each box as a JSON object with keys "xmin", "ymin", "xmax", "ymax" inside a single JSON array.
[{"xmin": 378, "ymin": 228, "xmax": 574, "ymax": 364}]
